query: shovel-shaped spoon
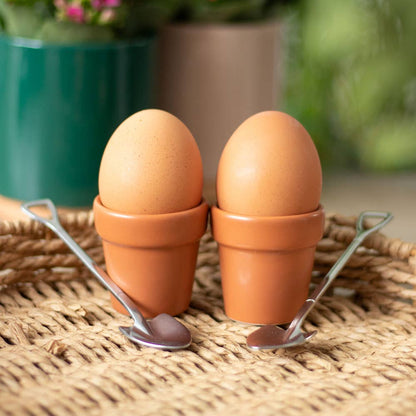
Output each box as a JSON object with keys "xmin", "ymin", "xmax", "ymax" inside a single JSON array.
[
  {"xmin": 22, "ymin": 199, "xmax": 192, "ymax": 351},
  {"xmin": 247, "ymin": 211, "xmax": 393, "ymax": 350}
]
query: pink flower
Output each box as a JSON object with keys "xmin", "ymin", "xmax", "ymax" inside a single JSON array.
[
  {"xmin": 92, "ymin": 0, "xmax": 121, "ymax": 9},
  {"xmin": 66, "ymin": 5, "xmax": 85, "ymax": 23},
  {"xmin": 99, "ymin": 8, "xmax": 116, "ymax": 23}
]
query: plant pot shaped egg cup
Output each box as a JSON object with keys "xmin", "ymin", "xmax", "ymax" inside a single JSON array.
[
  {"xmin": 94, "ymin": 196, "xmax": 209, "ymax": 318},
  {"xmin": 211, "ymin": 205, "xmax": 325, "ymax": 325}
]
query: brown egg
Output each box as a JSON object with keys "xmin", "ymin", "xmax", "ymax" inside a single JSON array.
[
  {"xmin": 99, "ymin": 109, "xmax": 203, "ymax": 215},
  {"xmin": 216, "ymin": 111, "xmax": 322, "ymax": 216}
]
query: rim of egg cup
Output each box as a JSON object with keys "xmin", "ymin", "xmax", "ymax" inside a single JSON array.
[
  {"xmin": 211, "ymin": 204, "xmax": 325, "ymax": 250},
  {"xmin": 94, "ymin": 196, "xmax": 209, "ymax": 247}
]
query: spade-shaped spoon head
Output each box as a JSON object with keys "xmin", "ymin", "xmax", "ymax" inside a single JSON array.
[
  {"xmin": 120, "ymin": 313, "xmax": 192, "ymax": 350},
  {"xmin": 247, "ymin": 325, "xmax": 316, "ymax": 350}
]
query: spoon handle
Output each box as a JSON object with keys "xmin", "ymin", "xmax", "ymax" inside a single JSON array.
[
  {"xmin": 286, "ymin": 211, "xmax": 393, "ymax": 337},
  {"xmin": 21, "ymin": 199, "xmax": 152, "ymax": 336}
]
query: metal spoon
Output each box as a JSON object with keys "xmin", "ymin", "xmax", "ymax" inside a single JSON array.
[
  {"xmin": 22, "ymin": 199, "xmax": 192, "ymax": 350},
  {"xmin": 247, "ymin": 211, "xmax": 393, "ymax": 350}
]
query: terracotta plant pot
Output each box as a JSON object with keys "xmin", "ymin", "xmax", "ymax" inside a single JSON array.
[
  {"xmin": 211, "ymin": 205, "xmax": 325, "ymax": 325},
  {"xmin": 93, "ymin": 196, "xmax": 209, "ymax": 318},
  {"xmin": 157, "ymin": 22, "xmax": 283, "ymax": 181}
]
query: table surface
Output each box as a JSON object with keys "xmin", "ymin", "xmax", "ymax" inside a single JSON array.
[
  {"xmin": 320, "ymin": 172, "xmax": 415, "ymax": 243},
  {"xmin": 1, "ymin": 172, "xmax": 415, "ymax": 242}
]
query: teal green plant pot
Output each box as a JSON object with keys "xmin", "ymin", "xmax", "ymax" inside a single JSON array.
[{"xmin": 0, "ymin": 35, "xmax": 156, "ymax": 207}]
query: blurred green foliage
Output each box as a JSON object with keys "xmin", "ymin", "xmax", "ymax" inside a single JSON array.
[
  {"xmin": 0, "ymin": 0, "xmax": 293, "ymax": 41},
  {"xmin": 0, "ymin": 0, "xmax": 182, "ymax": 41},
  {"xmin": 175, "ymin": 0, "xmax": 292, "ymax": 22},
  {"xmin": 283, "ymin": 0, "xmax": 416, "ymax": 171}
]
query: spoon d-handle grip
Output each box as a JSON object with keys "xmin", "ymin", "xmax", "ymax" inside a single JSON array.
[
  {"xmin": 311, "ymin": 211, "xmax": 393, "ymax": 303},
  {"xmin": 286, "ymin": 211, "xmax": 393, "ymax": 336},
  {"xmin": 21, "ymin": 199, "xmax": 152, "ymax": 335}
]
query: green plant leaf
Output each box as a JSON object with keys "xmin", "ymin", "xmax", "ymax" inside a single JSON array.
[
  {"xmin": 37, "ymin": 20, "xmax": 114, "ymax": 43},
  {"xmin": 0, "ymin": 1, "xmax": 44, "ymax": 37},
  {"xmin": 302, "ymin": 0, "xmax": 376, "ymax": 67},
  {"xmin": 119, "ymin": 0, "xmax": 182, "ymax": 37},
  {"xmin": 184, "ymin": 0, "xmax": 267, "ymax": 23}
]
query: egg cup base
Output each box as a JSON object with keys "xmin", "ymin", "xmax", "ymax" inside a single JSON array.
[
  {"xmin": 211, "ymin": 205, "xmax": 325, "ymax": 325},
  {"xmin": 93, "ymin": 196, "xmax": 209, "ymax": 318}
]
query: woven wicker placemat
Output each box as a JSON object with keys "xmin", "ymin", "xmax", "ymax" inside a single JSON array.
[{"xmin": 0, "ymin": 212, "xmax": 415, "ymax": 415}]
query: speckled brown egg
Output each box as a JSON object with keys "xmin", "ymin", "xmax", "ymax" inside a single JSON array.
[
  {"xmin": 99, "ymin": 109, "xmax": 203, "ymax": 215},
  {"xmin": 216, "ymin": 111, "xmax": 322, "ymax": 216}
]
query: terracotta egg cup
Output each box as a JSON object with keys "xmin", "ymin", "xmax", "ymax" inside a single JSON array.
[
  {"xmin": 211, "ymin": 205, "xmax": 325, "ymax": 325},
  {"xmin": 93, "ymin": 196, "xmax": 209, "ymax": 318}
]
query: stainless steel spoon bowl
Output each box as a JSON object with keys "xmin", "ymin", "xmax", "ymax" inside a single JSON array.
[
  {"xmin": 22, "ymin": 199, "xmax": 192, "ymax": 351},
  {"xmin": 247, "ymin": 211, "xmax": 393, "ymax": 350}
]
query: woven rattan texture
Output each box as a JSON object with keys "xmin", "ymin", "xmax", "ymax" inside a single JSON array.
[{"xmin": 0, "ymin": 212, "xmax": 415, "ymax": 415}]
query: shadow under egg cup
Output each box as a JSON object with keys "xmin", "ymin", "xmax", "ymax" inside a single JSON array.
[
  {"xmin": 93, "ymin": 196, "xmax": 209, "ymax": 318},
  {"xmin": 211, "ymin": 205, "xmax": 325, "ymax": 325}
]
